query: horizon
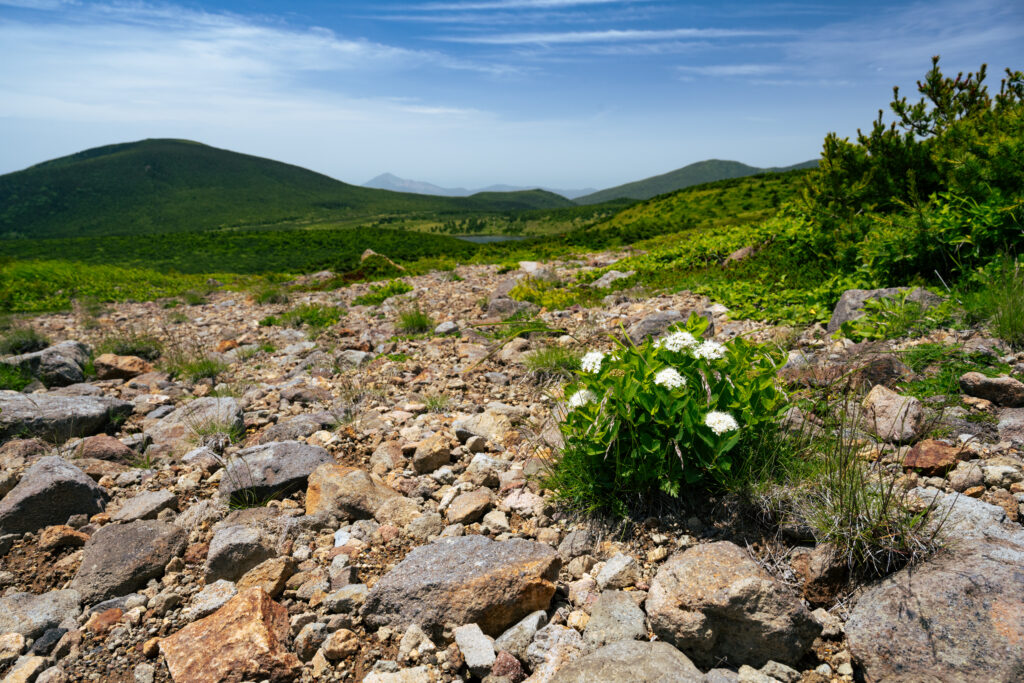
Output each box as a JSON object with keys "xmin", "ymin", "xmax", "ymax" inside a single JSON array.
[{"xmin": 1, "ymin": 0, "xmax": 1021, "ymax": 188}]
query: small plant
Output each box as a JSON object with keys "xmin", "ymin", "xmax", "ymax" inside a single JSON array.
[
  {"xmin": 423, "ymin": 393, "xmax": 450, "ymax": 413},
  {"xmin": 95, "ymin": 330, "xmax": 163, "ymax": 361},
  {"xmin": 128, "ymin": 450, "xmax": 157, "ymax": 470},
  {"xmin": 162, "ymin": 340, "xmax": 229, "ymax": 383},
  {"xmin": 261, "ymin": 304, "xmax": 345, "ymax": 331},
  {"xmin": 838, "ymin": 291, "xmax": 953, "ymax": 342},
  {"xmin": 387, "ymin": 352, "xmax": 410, "ymax": 362},
  {"xmin": 253, "ymin": 286, "xmax": 290, "ymax": 305},
  {"xmin": 0, "ymin": 362, "xmax": 34, "ymax": 391},
  {"xmin": 397, "ymin": 307, "xmax": 434, "ymax": 334},
  {"xmin": 0, "ymin": 326, "xmax": 50, "ymax": 355},
  {"xmin": 353, "ymin": 280, "xmax": 413, "ymax": 306},
  {"xmin": 187, "ymin": 416, "xmax": 245, "ymax": 448},
  {"xmin": 182, "ymin": 290, "xmax": 208, "ymax": 306},
  {"xmin": 962, "ymin": 255, "xmax": 1024, "ymax": 348},
  {"xmin": 524, "ymin": 345, "xmax": 581, "ymax": 382},
  {"xmin": 167, "ymin": 311, "xmax": 189, "ymax": 324},
  {"xmin": 547, "ymin": 315, "xmax": 788, "ymax": 516}
]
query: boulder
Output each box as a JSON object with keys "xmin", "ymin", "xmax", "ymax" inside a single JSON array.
[
  {"xmin": 452, "ymin": 410, "xmax": 513, "ymax": 445},
  {"xmin": 219, "ymin": 440, "xmax": 332, "ymax": 504},
  {"xmin": 2, "ymin": 341, "xmax": 89, "ymax": 387},
  {"xmin": 305, "ymin": 464, "xmax": 401, "ymax": 519},
  {"xmin": 362, "ymin": 535, "xmax": 560, "ymax": 639},
  {"xmin": 902, "ymin": 439, "xmax": 962, "ymax": 476},
  {"xmin": 204, "ymin": 523, "xmax": 277, "ymax": 583},
  {"xmin": 159, "ymin": 587, "xmax": 300, "ymax": 683},
  {"xmin": 550, "ymin": 640, "xmax": 704, "ymax": 683},
  {"xmin": 861, "ymin": 384, "xmax": 925, "ymax": 443},
  {"xmin": 111, "ymin": 490, "xmax": 177, "ymax": 522},
  {"xmin": 0, "ymin": 590, "xmax": 81, "ymax": 639},
  {"xmin": 93, "ymin": 354, "xmax": 153, "ymax": 380},
  {"xmin": 647, "ymin": 541, "xmax": 820, "ymax": 668},
  {"xmin": 0, "ymin": 392, "xmax": 132, "ymax": 442},
  {"xmin": 0, "ymin": 456, "xmax": 107, "ymax": 536},
  {"xmin": 582, "ymin": 591, "xmax": 646, "ymax": 651},
  {"xmin": 71, "ymin": 519, "xmax": 187, "ymax": 604},
  {"xmin": 146, "ymin": 397, "xmax": 244, "ymax": 446},
  {"xmin": 827, "ymin": 287, "xmax": 942, "ymax": 334},
  {"xmin": 71, "ymin": 435, "xmax": 135, "ymax": 462},
  {"xmin": 959, "ymin": 372, "xmax": 1024, "ymax": 407}
]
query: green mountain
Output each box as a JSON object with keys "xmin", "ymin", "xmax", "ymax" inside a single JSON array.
[
  {"xmin": 0, "ymin": 139, "xmax": 572, "ymax": 240},
  {"xmin": 574, "ymin": 158, "xmax": 818, "ymax": 205}
]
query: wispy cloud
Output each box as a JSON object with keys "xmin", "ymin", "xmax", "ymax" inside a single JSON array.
[
  {"xmin": 677, "ymin": 64, "xmax": 784, "ymax": 77},
  {"xmin": 440, "ymin": 27, "xmax": 784, "ymax": 45},
  {"xmin": 415, "ymin": 0, "xmax": 641, "ymax": 10}
]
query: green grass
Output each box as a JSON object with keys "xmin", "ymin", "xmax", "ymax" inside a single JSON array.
[
  {"xmin": 0, "ymin": 326, "xmax": 50, "ymax": 355},
  {"xmin": 163, "ymin": 342, "xmax": 230, "ymax": 383},
  {"xmin": 353, "ymin": 280, "xmax": 413, "ymax": 306},
  {"xmin": 0, "ymin": 362, "xmax": 34, "ymax": 391},
  {"xmin": 895, "ymin": 343, "xmax": 1011, "ymax": 404},
  {"xmin": 397, "ymin": 308, "xmax": 434, "ymax": 334},
  {"xmin": 253, "ymin": 286, "xmax": 290, "ymax": 305},
  {"xmin": 423, "ymin": 394, "xmax": 450, "ymax": 413},
  {"xmin": 962, "ymin": 256, "xmax": 1024, "ymax": 348},
  {"xmin": 95, "ymin": 330, "xmax": 163, "ymax": 360},
  {"xmin": 523, "ymin": 345, "xmax": 581, "ymax": 381},
  {"xmin": 272, "ymin": 303, "xmax": 346, "ymax": 331}
]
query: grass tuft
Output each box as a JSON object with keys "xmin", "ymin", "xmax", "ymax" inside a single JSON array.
[{"xmin": 397, "ymin": 307, "xmax": 434, "ymax": 334}]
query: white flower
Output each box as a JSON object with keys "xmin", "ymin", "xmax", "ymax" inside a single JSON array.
[
  {"xmin": 693, "ymin": 340, "xmax": 726, "ymax": 360},
  {"xmin": 580, "ymin": 351, "xmax": 605, "ymax": 373},
  {"xmin": 654, "ymin": 330, "xmax": 698, "ymax": 352},
  {"xmin": 568, "ymin": 389, "xmax": 597, "ymax": 409},
  {"xmin": 705, "ymin": 411, "xmax": 739, "ymax": 435},
  {"xmin": 654, "ymin": 367, "xmax": 686, "ymax": 389}
]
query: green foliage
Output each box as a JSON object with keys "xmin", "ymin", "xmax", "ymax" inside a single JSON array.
[
  {"xmin": 253, "ymin": 286, "xmax": 289, "ymax": 305},
  {"xmin": 0, "ymin": 326, "xmax": 50, "ymax": 355},
  {"xmin": 961, "ymin": 255, "xmax": 1024, "ymax": 347},
  {"xmin": 163, "ymin": 341, "xmax": 230, "ymax": 383},
  {"xmin": 423, "ymin": 394, "xmax": 450, "ymax": 413},
  {"xmin": 524, "ymin": 345, "xmax": 582, "ymax": 382},
  {"xmin": 182, "ymin": 290, "xmax": 208, "ymax": 306},
  {"xmin": 838, "ymin": 292, "xmax": 955, "ymax": 342},
  {"xmin": 547, "ymin": 315, "xmax": 787, "ymax": 516},
  {"xmin": 397, "ymin": 308, "xmax": 434, "ymax": 334},
  {"xmin": 0, "ymin": 362, "xmax": 33, "ymax": 391},
  {"xmin": 353, "ymin": 280, "xmax": 413, "ymax": 306},
  {"xmin": 896, "ymin": 342, "xmax": 1010, "ymax": 403},
  {"xmin": 95, "ymin": 330, "xmax": 164, "ymax": 360},
  {"xmin": 275, "ymin": 304, "xmax": 345, "ymax": 331}
]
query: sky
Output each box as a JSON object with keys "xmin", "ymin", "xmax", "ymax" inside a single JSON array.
[{"xmin": 1, "ymin": 0, "xmax": 1022, "ymax": 189}]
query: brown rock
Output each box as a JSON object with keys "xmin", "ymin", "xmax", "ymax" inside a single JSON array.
[
  {"xmin": 94, "ymin": 353, "xmax": 153, "ymax": 380},
  {"xmin": 305, "ymin": 464, "xmax": 401, "ymax": 518},
  {"xmin": 790, "ymin": 544, "xmax": 849, "ymax": 607},
  {"xmin": 72, "ymin": 435, "xmax": 135, "ymax": 462},
  {"xmin": 184, "ymin": 542, "xmax": 209, "ymax": 564},
  {"xmin": 85, "ymin": 608, "xmax": 123, "ymax": 635},
  {"xmin": 159, "ymin": 587, "xmax": 300, "ymax": 683},
  {"xmin": 412, "ymin": 433, "xmax": 451, "ymax": 474},
  {"xmin": 216, "ymin": 340, "xmax": 239, "ymax": 353},
  {"xmin": 960, "ymin": 372, "xmax": 1024, "ymax": 407},
  {"xmin": 985, "ymin": 489, "xmax": 1020, "ymax": 522},
  {"xmin": 321, "ymin": 628, "xmax": 360, "ymax": 660},
  {"xmin": 964, "ymin": 485, "xmax": 985, "ymax": 498},
  {"xmin": 38, "ymin": 525, "xmax": 90, "ymax": 552},
  {"xmin": 446, "ymin": 489, "xmax": 492, "ymax": 524},
  {"xmin": 902, "ymin": 440, "xmax": 963, "ymax": 476},
  {"xmin": 237, "ymin": 556, "xmax": 298, "ymax": 598}
]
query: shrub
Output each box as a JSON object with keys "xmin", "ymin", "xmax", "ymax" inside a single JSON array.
[
  {"xmin": 182, "ymin": 290, "xmax": 208, "ymax": 306},
  {"xmin": 353, "ymin": 280, "xmax": 412, "ymax": 306},
  {"xmin": 0, "ymin": 363, "xmax": 33, "ymax": 391},
  {"xmin": 547, "ymin": 315, "xmax": 787, "ymax": 515},
  {"xmin": 837, "ymin": 290, "xmax": 955, "ymax": 342},
  {"xmin": 95, "ymin": 330, "xmax": 164, "ymax": 361},
  {"xmin": 524, "ymin": 345, "xmax": 581, "ymax": 382},
  {"xmin": 397, "ymin": 307, "xmax": 434, "ymax": 334},
  {"xmin": 0, "ymin": 326, "xmax": 50, "ymax": 355},
  {"xmin": 253, "ymin": 286, "xmax": 289, "ymax": 305},
  {"xmin": 962, "ymin": 255, "xmax": 1024, "ymax": 347}
]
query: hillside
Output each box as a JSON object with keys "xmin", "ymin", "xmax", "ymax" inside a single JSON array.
[
  {"xmin": 364, "ymin": 172, "xmax": 596, "ymax": 200},
  {"xmin": 574, "ymin": 158, "xmax": 817, "ymax": 205},
  {"xmin": 0, "ymin": 139, "xmax": 572, "ymax": 239}
]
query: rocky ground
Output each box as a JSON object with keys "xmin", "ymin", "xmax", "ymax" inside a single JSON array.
[{"xmin": 1, "ymin": 258, "xmax": 1023, "ymax": 683}]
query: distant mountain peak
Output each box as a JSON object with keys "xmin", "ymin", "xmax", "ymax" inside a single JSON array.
[{"xmin": 363, "ymin": 172, "xmax": 596, "ymax": 200}]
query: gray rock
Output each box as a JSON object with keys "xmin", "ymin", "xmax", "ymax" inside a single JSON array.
[
  {"xmin": 324, "ymin": 584, "xmax": 369, "ymax": 614},
  {"xmin": 452, "ymin": 410, "xmax": 513, "ymax": 445},
  {"xmin": 558, "ymin": 528, "xmax": 598, "ymax": 561},
  {"xmin": 146, "ymin": 397, "xmax": 244, "ymax": 446},
  {"xmin": 0, "ymin": 392, "xmax": 132, "ymax": 442},
  {"xmin": 183, "ymin": 579, "xmax": 236, "ymax": 620},
  {"xmin": 0, "ymin": 456, "xmax": 107, "ymax": 535},
  {"xmin": 494, "ymin": 610, "xmax": 548, "ymax": 661},
  {"xmin": 257, "ymin": 414, "xmax": 332, "ymax": 444},
  {"xmin": 337, "ymin": 349, "xmax": 372, "ymax": 367},
  {"xmin": 703, "ymin": 669, "xmax": 740, "ymax": 683},
  {"xmin": 948, "ymin": 462, "xmax": 984, "ymax": 492},
  {"xmin": 2, "ymin": 341, "xmax": 89, "ymax": 387},
  {"xmin": 760, "ymin": 660, "xmax": 800, "ymax": 683},
  {"xmin": 112, "ymin": 490, "xmax": 177, "ymax": 522},
  {"xmin": 583, "ymin": 591, "xmax": 646, "ymax": 651},
  {"xmin": 412, "ymin": 434, "xmax": 451, "ymax": 474},
  {"xmin": 71, "ymin": 519, "xmax": 187, "ymax": 604},
  {"xmin": 218, "ymin": 440, "xmax": 332, "ymax": 503},
  {"xmin": 861, "ymin": 384, "xmax": 924, "ymax": 443},
  {"xmin": 362, "ymin": 535, "xmax": 560, "ymax": 639},
  {"xmin": 959, "ymin": 372, "xmax": 1024, "ymax": 407},
  {"xmin": 204, "ymin": 523, "xmax": 276, "ymax": 583},
  {"xmin": 550, "ymin": 640, "xmax": 703, "ymax": 683},
  {"xmin": 827, "ymin": 287, "xmax": 942, "ymax": 334},
  {"xmin": 647, "ymin": 541, "xmax": 820, "ymax": 668},
  {"xmin": 590, "ymin": 270, "xmax": 636, "ymax": 290},
  {"xmin": 525, "ymin": 624, "xmax": 585, "ymax": 676},
  {"xmin": 628, "ymin": 310, "xmax": 714, "ymax": 344},
  {"xmin": 998, "ymin": 407, "xmax": 1024, "ymax": 444},
  {"xmin": 434, "ymin": 321, "xmax": 459, "ymax": 336},
  {"xmin": 0, "ymin": 590, "xmax": 80, "ymax": 639},
  {"xmin": 486, "ymin": 297, "xmax": 537, "ymax": 318},
  {"xmin": 454, "ymin": 623, "xmax": 495, "ymax": 678},
  {"xmin": 405, "ymin": 513, "xmax": 444, "ymax": 543},
  {"xmin": 595, "ymin": 553, "xmax": 639, "ymax": 590},
  {"xmin": 295, "ymin": 621, "xmax": 328, "ymax": 661}
]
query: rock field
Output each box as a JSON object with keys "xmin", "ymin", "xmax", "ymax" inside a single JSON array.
[{"xmin": 1, "ymin": 260, "xmax": 1023, "ymax": 682}]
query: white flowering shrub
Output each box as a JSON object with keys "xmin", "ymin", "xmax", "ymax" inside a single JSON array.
[{"xmin": 550, "ymin": 314, "xmax": 787, "ymax": 515}]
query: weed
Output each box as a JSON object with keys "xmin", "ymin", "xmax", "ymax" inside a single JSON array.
[
  {"xmin": 162, "ymin": 340, "xmax": 229, "ymax": 383},
  {"xmin": 896, "ymin": 343, "xmax": 1010, "ymax": 404},
  {"xmin": 397, "ymin": 307, "xmax": 434, "ymax": 334},
  {"xmin": 168, "ymin": 311, "xmax": 189, "ymax": 324},
  {"xmin": 524, "ymin": 345, "xmax": 581, "ymax": 382},
  {"xmin": 0, "ymin": 327, "xmax": 50, "ymax": 355},
  {"xmin": 182, "ymin": 290, "xmax": 208, "ymax": 306},
  {"xmin": 95, "ymin": 329, "xmax": 163, "ymax": 361},
  {"xmin": 838, "ymin": 291, "xmax": 955, "ymax": 342},
  {"xmin": 962, "ymin": 255, "xmax": 1024, "ymax": 348},
  {"xmin": 261, "ymin": 304, "xmax": 345, "ymax": 331},
  {"xmin": 387, "ymin": 352, "xmax": 410, "ymax": 362},
  {"xmin": 353, "ymin": 279, "xmax": 413, "ymax": 306},
  {"xmin": 0, "ymin": 363, "xmax": 34, "ymax": 391},
  {"xmin": 253, "ymin": 286, "xmax": 290, "ymax": 305},
  {"xmin": 423, "ymin": 394, "xmax": 450, "ymax": 413}
]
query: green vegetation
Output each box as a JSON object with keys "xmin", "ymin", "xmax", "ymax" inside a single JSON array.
[
  {"xmin": 523, "ymin": 345, "xmax": 582, "ymax": 381},
  {"xmin": 0, "ymin": 362, "xmax": 34, "ymax": 391},
  {"xmin": 547, "ymin": 316, "xmax": 787, "ymax": 516},
  {"xmin": 397, "ymin": 308, "xmax": 434, "ymax": 334},
  {"xmin": 0, "ymin": 325, "xmax": 50, "ymax": 355},
  {"xmin": 962, "ymin": 256, "xmax": 1024, "ymax": 347},
  {"xmin": 353, "ymin": 280, "xmax": 413, "ymax": 306},
  {"xmin": 95, "ymin": 330, "xmax": 163, "ymax": 361},
  {"xmin": 253, "ymin": 286, "xmax": 290, "ymax": 305},
  {"xmin": 837, "ymin": 292, "xmax": 956, "ymax": 342},
  {"xmin": 896, "ymin": 342, "xmax": 1011, "ymax": 404},
  {"xmin": 261, "ymin": 304, "xmax": 345, "ymax": 331}
]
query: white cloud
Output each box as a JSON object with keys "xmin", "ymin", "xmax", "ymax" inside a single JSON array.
[
  {"xmin": 677, "ymin": 64, "xmax": 784, "ymax": 77},
  {"xmin": 416, "ymin": 0, "xmax": 639, "ymax": 10},
  {"xmin": 440, "ymin": 27, "xmax": 784, "ymax": 45}
]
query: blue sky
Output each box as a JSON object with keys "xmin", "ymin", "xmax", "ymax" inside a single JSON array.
[{"xmin": 1, "ymin": 0, "xmax": 1021, "ymax": 189}]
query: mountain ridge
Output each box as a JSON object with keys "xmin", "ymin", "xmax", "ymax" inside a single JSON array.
[{"xmin": 363, "ymin": 172, "xmax": 597, "ymax": 200}]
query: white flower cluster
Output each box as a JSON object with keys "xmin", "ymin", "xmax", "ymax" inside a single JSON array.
[
  {"xmin": 693, "ymin": 340, "xmax": 726, "ymax": 361},
  {"xmin": 580, "ymin": 351, "xmax": 605, "ymax": 373},
  {"xmin": 654, "ymin": 330, "xmax": 698, "ymax": 352},
  {"xmin": 654, "ymin": 367, "xmax": 686, "ymax": 389},
  {"xmin": 568, "ymin": 389, "xmax": 597, "ymax": 409},
  {"xmin": 704, "ymin": 411, "xmax": 739, "ymax": 435}
]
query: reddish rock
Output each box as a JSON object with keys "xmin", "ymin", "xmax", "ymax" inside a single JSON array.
[
  {"xmin": 86, "ymin": 608, "xmax": 123, "ymax": 634},
  {"xmin": 94, "ymin": 353, "xmax": 153, "ymax": 380},
  {"xmin": 447, "ymin": 489, "xmax": 492, "ymax": 524},
  {"xmin": 903, "ymin": 440, "xmax": 963, "ymax": 476},
  {"xmin": 184, "ymin": 542, "xmax": 209, "ymax": 564},
  {"xmin": 237, "ymin": 557, "xmax": 298, "ymax": 599},
  {"xmin": 38, "ymin": 525, "xmax": 90, "ymax": 552},
  {"xmin": 216, "ymin": 340, "xmax": 239, "ymax": 353},
  {"xmin": 159, "ymin": 587, "xmax": 300, "ymax": 683},
  {"xmin": 492, "ymin": 650, "xmax": 526, "ymax": 682},
  {"xmin": 305, "ymin": 464, "xmax": 400, "ymax": 518},
  {"xmin": 73, "ymin": 435, "xmax": 135, "ymax": 462}
]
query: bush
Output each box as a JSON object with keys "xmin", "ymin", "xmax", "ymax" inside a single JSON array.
[
  {"xmin": 0, "ymin": 362, "xmax": 33, "ymax": 391},
  {"xmin": 837, "ymin": 290, "xmax": 954, "ymax": 342},
  {"xmin": 962, "ymin": 255, "xmax": 1024, "ymax": 347},
  {"xmin": 95, "ymin": 330, "xmax": 163, "ymax": 360},
  {"xmin": 547, "ymin": 315, "xmax": 787, "ymax": 515},
  {"xmin": 397, "ymin": 307, "xmax": 434, "ymax": 334},
  {"xmin": 0, "ymin": 326, "xmax": 50, "ymax": 355},
  {"xmin": 182, "ymin": 290, "xmax": 208, "ymax": 306},
  {"xmin": 353, "ymin": 280, "xmax": 413, "ymax": 306},
  {"xmin": 253, "ymin": 286, "xmax": 289, "ymax": 305}
]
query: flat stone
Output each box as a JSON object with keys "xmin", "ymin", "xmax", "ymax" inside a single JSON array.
[
  {"xmin": 219, "ymin": 440, "xmax": 332, "ymax": 504},
  {"xmin": 362, "ymin": 535, "xmax": 560, "ymax": 639},
  {"xmin": 94, "ymin": 354, "xmax": 153, "ymax": 380},
  {"xmin": 112, "ymin": 490, "xmax": 177, "ymax": 522},
  {"xmin": 861, "ymin": 384, "xmax": 924, "ymax": 443},
  {"xmin": 159, "ymin": 587, "xmax": 300, "ymax": 683},
  {"xmin": 647, "ymin": 541, "xmax": 820, "ymax": 669},
  {"xmin": 583, "ymin": 590, "xmax": 646, "ymax": 651},
  {"xmin": 453, "ymin": 623, "xmax": 495, "ymax": 678},
  {"xmin": 960, "ymin": 372, "xmax": 1024, "ymax": 407},
  {"xmin": 550, "ymin": 640, "xmax": 703, "ymax": 683},
  {"xmin": 71, "ymin": 519, "xmax": 187, "ymax": 604},
  {"xmin": 0, "ymin": 590, "xmax": 81, "ymax": 639},
  {"xmin": 0, "ymin": 392, "xmax": 132, "ymax": 442},
  {"xmin": 902, "ymin": 439, "xmax": 962, "ymax": 476},
  {"xmin": 524, "ymin": 624, "xmax": 585, "ymax": 681},
  {"xmin": 146, "ymin": 397, "xmax": 244, "ymax": 446},
  {"xmin": 184, "ymin": 580, "xmax": 238, "ymax": 621},
  {"xmin": 0, "ymin": 456, "xmax": 107, "ymax": 536},
  {"xmin": 412, "ymin": 433, "xmax": 451, "ymax": 474},
  {"xmin": 306, "ymin": 464, "xmax": 400, "ymax": 519},
  {"xmin": 452, "ymin": 410, "xmax": 513, "ymax": 445},
  {"xmin": 446, "ymin": 488, "xmax": 492, "ymax": 524}
]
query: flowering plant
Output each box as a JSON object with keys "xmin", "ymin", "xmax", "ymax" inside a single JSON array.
[{"xmin": 552, "ymin": 314, "xmax": 787, "ymax": 514}]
